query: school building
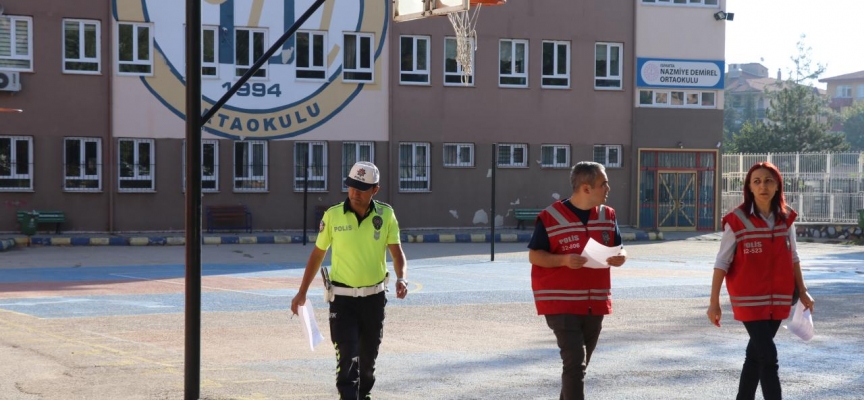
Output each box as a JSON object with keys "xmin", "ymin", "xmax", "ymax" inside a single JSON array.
[{"xmin": 0, "ymin": 0, "xmax": 727, "ymax": 233}]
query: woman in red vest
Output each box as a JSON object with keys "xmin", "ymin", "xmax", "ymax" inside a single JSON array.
[{"xmin": 707, "ymin": 162, "xmax": 814, "ymax": 400}]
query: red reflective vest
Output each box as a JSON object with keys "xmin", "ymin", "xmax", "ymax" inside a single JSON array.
[
  {"xmin": 531, "ymin": 201, "xmax": 618, "ymax": 316},
  {"xmin": 723, "ymin": 207, "xmax": 798, "ymax": 322}
]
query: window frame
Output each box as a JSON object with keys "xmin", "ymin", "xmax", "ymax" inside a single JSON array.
[
  {"xmin": 594, "ymin": 42, "xmax": 623, "ymax": 90},
  {"xmin": 294, "ymin": 141, "xmax": 328, "ymax": 192},
  {"xmin": 837, "ymin": 85, "xmax": 853, "ymax": 98},
  {"xmin": 62, "ymin": 19, "xmax": 101, "ymax": 74},
  {"xmin": 0, "ymin": 135, "xmax": 34, "ymax": 191},
  {"xmin": 399, "ymin": 142, "xmax": 430, "ymax": 192},
  {"xmin": 182, "ymin": 139, "xmax": 220, "ymax": 192},
  {"xmin": 400, "ymin": 35, "xmax": 430, "ymax": 85},
  {"xmin": 342, "ymin": 141, "xmax": 375, "ymax": 191},
  {"xmin": 295, "ymin": 30, "xmax": 327, "ymax": 81},
  {"xmin": 0, "ymin": 15, "xmax": 34, "ymax": 72},
  {"xmin": 117, "ymin": 138, "xmax": 156, "ymax": 192},
  {"xmin": 64, "ymin": 137, "xmax": 102, "ymax": 192},
  {"xmin": 499, "ymin": 39, "xmax": 529, "ymax": 88},
  {"xmin": 540, "ymin": 144, "xmax": 570, "ymax": 169},
  {"xmin": 442, "ymin": 143, "xmax": 475, "ymax": 168},
  {"xmin": 233, "ymin": 140, "xmax": 268, "ymax": 192},
  {"xmin": 116, "ymin": 22, "xmax": 153, "ymax": 76},
  {"xmin": 234, "ymin": 27, "xmax": 268, "ymax": 79},
  {"xmin": 444, "ymin": 36, "xmax": 474, "ymax": 86},
  {"xmin": 343, "ymin": 32, "xmax": 374, "ymax": 83},
  {"xmin": 639, "ymin": 89, "xmax": 716, "ymax": 108},
  {"xmin": 201, "ymin": 25, "xmax": 219, "ymax": 78},
  {"xmin": 541, "ymin": 40, "xmax": 570, "ymax": 89},
  {"xmin": 593, "ymin": 144, "xmax": 622, "ymax": 168},
  {"xmin": 497, "ymin": 143, "xmax": 528, "ymax": 168}
]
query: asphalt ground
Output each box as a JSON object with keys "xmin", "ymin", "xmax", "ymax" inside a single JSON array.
[{"xmin": 0, "ymin": 236, "xmax": 863, "ymax": 399}]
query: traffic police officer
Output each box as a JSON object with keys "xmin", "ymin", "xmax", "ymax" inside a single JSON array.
[{"xmin": 291, "ymin": 161, "xmax": 408, "ymax": 400}]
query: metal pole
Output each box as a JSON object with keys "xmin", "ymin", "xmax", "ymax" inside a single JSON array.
[
  {"xmin": 202, "ymin": 0, "xmax": 328, "ymax": 122},
  {"xmin": 491, "ymin": 143, "xmax": 496, "ymax": 261},
  {"xmin": 303, "ymin": 152, "xmax": 309, "ymax": 246},
  {"xmin": 184, "ymin": 1, "xmax": 328, "ymax": 398},
  {"xmin": 184, "ymin": 0, "xmax": 202, "ymax": 398}
]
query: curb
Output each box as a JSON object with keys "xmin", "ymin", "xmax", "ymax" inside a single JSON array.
[{"xmin": 2, "ymin": 232, "xmax": 663, "ymax": 247}]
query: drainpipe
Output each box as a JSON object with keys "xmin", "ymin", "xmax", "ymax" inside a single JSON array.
[
  {"xmin": 629, "ymin": 0, "xmax": 638, "ymax": 228},
  {"xmin": 107, "ymin": 8, "xmax": 115, "ymax": 233}
]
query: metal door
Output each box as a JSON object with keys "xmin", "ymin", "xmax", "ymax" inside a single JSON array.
[{"xmin": 657, "ymin": 171, "xmax": 697, "ymax": 230}]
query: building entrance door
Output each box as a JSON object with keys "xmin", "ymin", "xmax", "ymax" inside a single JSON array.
[{"xmin": 657, "ymin": 171, "xmax": 697, "ymax": 230}]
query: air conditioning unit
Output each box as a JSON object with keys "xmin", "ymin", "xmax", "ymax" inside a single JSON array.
[{"xmin": 0, "ymin": 71, "xmax": 22, "ymax": 92}]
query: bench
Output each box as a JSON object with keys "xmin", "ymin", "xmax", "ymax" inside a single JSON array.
[
  {"xmin": 514, "ymin": 208, "xmax": 543, "ymax": 230},
  {"xmin": 16, "ymin": 210, "xmax": 66, "ymax": 234},
  {"xmin": 205, "ymin": 205, "xmax": 252, "ymax": 233}
]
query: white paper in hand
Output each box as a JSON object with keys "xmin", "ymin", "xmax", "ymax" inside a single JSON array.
[
  {"xmin": 582, "ymin": 238, "xmax": 622, "ymax": 269},
  {"xmin": 299, "ymin": 300, "xmax": 325, "ymax": 351},
  {"xmin": 784, "ymin": 301, "xmax": 814, "ymax": 341}
]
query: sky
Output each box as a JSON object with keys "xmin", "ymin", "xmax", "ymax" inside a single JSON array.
[{"xmin": 725, "ymin": 0, "xmax": 863, "ymax": 88}]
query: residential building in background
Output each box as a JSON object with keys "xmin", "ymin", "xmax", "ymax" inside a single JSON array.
[{"xmin": 820, "ymin": 70, "xmax": 864, "ymax": 115}]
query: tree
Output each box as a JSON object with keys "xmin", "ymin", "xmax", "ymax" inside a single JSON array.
[
  {"xmin": 726, "ymin": 35, "xmax": 848, "ymax": 153},
  {"xmin": 841, "ymin": 102, "xmax": 864, "ymax": 151}
]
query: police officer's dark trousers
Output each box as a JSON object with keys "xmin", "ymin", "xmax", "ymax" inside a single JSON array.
[
  {"xmin": 545, "ymin": 314, "xmax": 604, "ymax": 400},
  {"xmin": 737, "ymin": 319, "xmax": 783, "ymax": 400},
  {"xmin": 329, "ymin": 289, "xmax": 386, "ymax": 400}
]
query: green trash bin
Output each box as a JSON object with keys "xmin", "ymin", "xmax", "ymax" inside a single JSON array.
[
  {"xmin": 20, "ymin": 211, "xmax": 37, "ymax": 236},
  {"xmin": 858, "ymin": 209, "xmax": 864, "ymax": 230}
]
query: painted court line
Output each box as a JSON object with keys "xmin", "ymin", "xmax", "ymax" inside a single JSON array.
[{"xmin": 109, "ymin": 273, "xmax": 288, "ymax": 298}]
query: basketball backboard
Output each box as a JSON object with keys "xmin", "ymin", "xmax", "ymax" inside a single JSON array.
[{"xmin": 393, "ymin": 0, "xmax": 469, "ymax": 22}]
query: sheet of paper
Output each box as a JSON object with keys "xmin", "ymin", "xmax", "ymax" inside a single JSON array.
[
  {"xmin": 784, "ymin": 301, "xmax": 814, "ymax": 341},
  {"xmin": 582, "ymin": 238, "xmax": 623, "ymax": 269},
  {"xmin": 299, "ymin": 300, "xmax": 325, "ymax": 351}
]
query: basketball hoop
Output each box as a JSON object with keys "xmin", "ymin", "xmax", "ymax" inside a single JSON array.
[{"xmin": 447, "ymin": 0, "xmax": 505, "ymax": 84}]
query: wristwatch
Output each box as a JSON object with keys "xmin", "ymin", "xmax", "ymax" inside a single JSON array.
[{"xmin": 397, "ymin": 278, "xmax": 408, "ymax": 286}]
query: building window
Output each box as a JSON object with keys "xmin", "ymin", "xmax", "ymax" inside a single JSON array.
[
  {"xmin": 837, "ymin": 85, "xmax": 853, "ymax": 98},
  {"xmin": 117, "ymin": 22, "xmax": 153, "ymax": 75},
  {"xmin": 182, "ymin": 140, "xmax": 219, "ymax": 192},
  {"xmin": 0, "ymin": 135, "xmax": 33, "ymax": 191},
  {"xmin": 639, "ymin": 89, "xmax": 716, "ymax": 108},
  {"xmin": 118, "ymin": 138, "xmax": 155, "ymax": 191},
  {"xmin": 295, "ymin": 141, "xmax": 327, "ymax": 191},
  {"xmin": 542, "ymin": 40, "xmax": 569, "ymax": 88},
  {"xmin": 202, "ymin": 26, "xmax": 219, "ymax": 77},
  {"xmin": 497, "ymin": 143, "xmax": 528, "ymax": 167},
  {"xmin": 63, "ymin": 19, "xmax": 101, "ymax": 73},
  {"xmin": 443, "ymin": 143, "xmax": 474, "ymax": 167},
  {"xmin": 235, "ymin": 27, "xmax": 267, "ymax": 78},
  {"xmin": 541, "ymin": 145, "xmax": 570, "ymax": 168},
  {"xmin": 400, "ymin": 35, "xmax": 430, "ymax": 85},
  {"xmin": 444, "ymin": 37, "xmax": 474, "ymax": 86},
  {"xmin": 296, "ymin": 30, "xmax": 326, "ymax": 80},
  {"xmin": 64, "ymin": 138, "xmax": 101, "ymax": 191},
  {"xmin": 593, "ymin": 145, "xmax": 622, "ymax": 168},
  {"xmin": 234, "ymin": 140, "xmax": 267, "ymax": 191},
  {"xmin": 642, "ymin": 0, "xmax": 719, "ymax": 5},
  {"xmin": 343, "ymin": 32, "xmax": 374, "ymax": 82},
  {"xmin": 595, "ymin": 42, "xmax": 622, "ymax": 89},
  {"xmin": 342, "ymin": 141, "xmax": 374, "ymax": 191},
  {"xmin": 399, "ymin": 142, "xmax": 430, "ymax": 191},
  {"xmin": 499, "ymin": 39, "xmax": 528, "ymax": 87},
  {"xmin": 858, "ymin": 85, "xmax": 864, "ymax": 99},
  {"xmin": 0, "ymin": 15, "xmax": 32, "ymax": 71}
]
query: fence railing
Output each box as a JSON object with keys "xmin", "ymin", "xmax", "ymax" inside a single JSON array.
[{"xmin": 722, "ymin": 152, "xmax": 864, "ymax": 224}]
